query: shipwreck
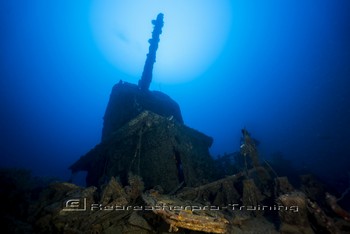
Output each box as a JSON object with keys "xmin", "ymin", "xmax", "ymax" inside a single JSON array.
[
  {"xmin": 69, "ymin": 13, "xmax": 216, "ymax": 193},
  {"xmin": 22, "ymin": 13, "xmax": 350, "ymax": 234}
]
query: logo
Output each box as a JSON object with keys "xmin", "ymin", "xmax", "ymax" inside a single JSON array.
[{"xmin": 62, "ymin": 198, "xmax": 87, "ymax": 211}]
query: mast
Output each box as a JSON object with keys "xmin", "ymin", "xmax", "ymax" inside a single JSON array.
[{"xmin": 138, "ymin": 13, "xmax": 164, "ymax": 91}]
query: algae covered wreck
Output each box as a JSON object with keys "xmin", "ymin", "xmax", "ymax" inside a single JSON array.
[
  {"xmin": 69, "ymin": 13, "xmax": 216, "ymax": 192},
  {"xmin": 63, "ymin": 13, "xmax": 350, "ymax": 233},
  {"xmin": 15, "ymin": 13, "xmax": 350, "ymax": 234}
]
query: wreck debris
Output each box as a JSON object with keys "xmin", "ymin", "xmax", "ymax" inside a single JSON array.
[
  {"xmin": 99, "ymin": 176, "xmax": 128, "ymax": 205},
  {"xmin": 247, "ymin": 165, "xmax": 272, "ymax": 191},
  {"xmin": 242, "ymin": 179, "xmax": 264, "ymax": 217},
  {"xmin": 142, "ymin": 192, "xmax": 229, "ymax": 233},
  {"xmin": 66, "ymin": 111, "xmax": 350, "ymax": 234},
  {"xmin": 307, "ymin": 198, "xmax": 339, "ymax": 233},
  {"xmin": 71, "ymin": 111, "xmax": 215, "ymax": 193},
  {"xmin": 326, "ymin": 192, "xmax": 350, "ymax": 222},
  {"xmin": 176, "ymin": 172, "xmax": 244, "ymax": 204},
  {"xmin": 32, "ymin": 178, "xmax": 152, "ymax": 233},
  {"xmin": 10, "ymin": 154, "xmax": 350, "ymax": 233},
  {"xmin": 274, "ymin": 176, "xmax": 295, "ymax": 197},
  {"xmin": 277, "ymin": 192, "xmax": 314, "ymax": 234},
  {"xmin": 25, "ymin": 174, "xmax": 347, "ymax": 234},
  {"xmin": 231, "ymin": 210, "xmax": 251, "ymax": 227},
  {"xmin": 126, "ymin": 173, "xmax": 145, "ymax": 201},
  {"xmin": 240, "ymin": 128, "xmax": 260, "ymax": 170}
]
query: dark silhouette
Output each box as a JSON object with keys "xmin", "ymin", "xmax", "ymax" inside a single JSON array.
[{"xmin": 138, "ymin": 13, "xmax": 164, "ymax": 91}]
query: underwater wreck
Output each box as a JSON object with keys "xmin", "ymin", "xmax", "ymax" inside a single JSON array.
[
  {"xmin": 5, "ymin": 13, "xmax": 350, "ymax": 233},
  {"xmin": 69, "ymin": 13, "xmax": 216, "ymax": 193}
]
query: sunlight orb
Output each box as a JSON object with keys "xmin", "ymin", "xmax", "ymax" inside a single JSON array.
[{"xmin": 90, "ymin": 0, "xmax": 232, "ymax": 84}]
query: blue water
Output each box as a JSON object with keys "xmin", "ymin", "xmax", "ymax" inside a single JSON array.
[{"xmin": 1, "ymin": 1, "xmax": 349, "ymax": 190}]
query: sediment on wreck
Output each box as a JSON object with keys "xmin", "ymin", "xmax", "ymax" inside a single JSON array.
[
  {"xmin": 101, "ymin": 81, "xmax": 184, "ymax": 141},
  {"xmin": 70, "ymin": 12, "xmax": 215, "ymax": 193},
  {"xmin": 71, "ymin": 58, "xmax": 216, "ymax": 195}
]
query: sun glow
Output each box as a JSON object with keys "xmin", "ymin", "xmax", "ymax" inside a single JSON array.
[{"xmin": 90, "ymin": 0, "xmax": 232, "ymax": 84}]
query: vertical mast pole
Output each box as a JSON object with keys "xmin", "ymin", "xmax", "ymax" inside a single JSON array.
[{"xmin": 138, "ymin": 13, "xmax": 164, "ymax": 91}]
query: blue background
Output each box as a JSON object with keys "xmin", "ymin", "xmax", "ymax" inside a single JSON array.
[{"xmin": 1, "ymin": 1, "xmax": 350, "ymax": 187}]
